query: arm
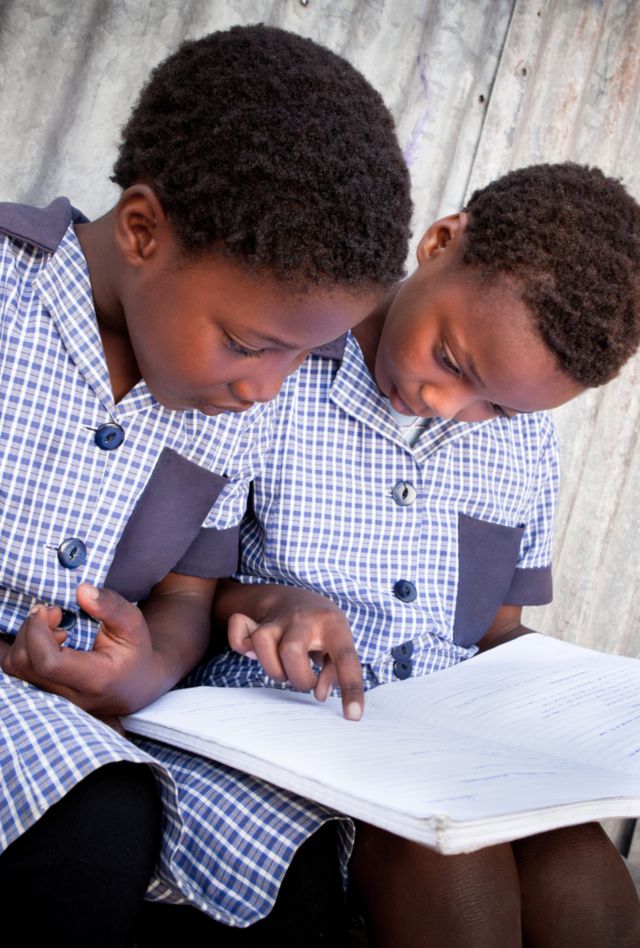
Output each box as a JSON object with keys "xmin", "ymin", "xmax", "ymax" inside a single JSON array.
[
  {"xmin": 214, "ymin": 579, "xmax": 365, "ymax": 721},
  {"xmin": 476, "ymin": 604, "xmax": 536, "ymax": 652},
  {"xmin": 0, "ymin": 573, "xmax": 216, "ymax": 716}
]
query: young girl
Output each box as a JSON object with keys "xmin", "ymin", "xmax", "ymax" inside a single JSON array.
[
  {"xmin": 0, "ymin": 24, "xmax": 412, "ymax": 946},
  {"xmin": 206, "ymin": 163, "xmax": 640, "ymax": 946}
]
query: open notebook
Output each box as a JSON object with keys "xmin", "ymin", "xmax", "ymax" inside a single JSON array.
[{"xmin": 123, "ymin": 634, "xmax": 640, "ymax": 853}]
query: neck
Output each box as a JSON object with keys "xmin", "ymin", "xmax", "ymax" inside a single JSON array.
[
  {"xmin": 75, "ymin": 211, "xmax": 127, "ymax": 335},
  {"xmin": 74, "ymin": 211, "xmax": 141, "ymax": 403},
  {"xmin": 351, "ymin": 289, "xmax": 395, "ymax": 378}
]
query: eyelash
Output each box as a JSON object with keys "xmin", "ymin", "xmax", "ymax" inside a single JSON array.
[
  {"xmin": 438, "ymin": 344, "xmax": 461, "ymax": 376},
  {"xmin": 439, "ymin": 344, "xmax": 510, "ymax": 418},
  {"xmin": 225, "ymin": 335, "xmax": 263, "ymax": 359}
]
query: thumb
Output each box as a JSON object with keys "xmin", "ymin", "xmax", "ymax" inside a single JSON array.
[
  {"xmin": 228, "ymin": 613, "xmax": 259, "ymax": 658},
  {"xmin": 76, "ymin": 584, "xmax": 143, "ymax": 643}
]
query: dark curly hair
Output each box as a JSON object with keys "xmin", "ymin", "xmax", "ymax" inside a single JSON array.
[
  {"xmin": 112, "ymin": 24, "xmax": 411, "ymax": 290},
  {"xmin": 462, "ymin": 163, "xmax": 640, "ymax": 386}
]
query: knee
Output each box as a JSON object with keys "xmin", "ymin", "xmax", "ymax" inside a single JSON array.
[
  {"xmin": 513, "ymin": 823, "xmax": 640, "ymax": 948},
  {"xmin": 352, "ymin": 823, "xmax": 520, "ymax": 910},
  {"xmin": 514, "ymin": 822, "xmax": 626, "ymax": 891}
]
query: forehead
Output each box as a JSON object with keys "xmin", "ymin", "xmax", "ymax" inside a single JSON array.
[
  {"xmin": 433, "ymin": 270, "xmax": 581, "ymax": 411},
  {"xmin": 170, "ymin": 251, "xmax": 382, "ymax": 348}
]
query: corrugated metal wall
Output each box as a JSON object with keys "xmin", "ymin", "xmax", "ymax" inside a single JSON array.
[
  {"xmin": 0, "ymin": 0, "xmax": 638, "ymax": 651},
  {"xmin": 1, "ymin": 0, "xmax": 639, "ymax": 878}
]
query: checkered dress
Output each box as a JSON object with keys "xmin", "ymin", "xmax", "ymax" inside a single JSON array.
[
  {"xmin": 0, "ymin": 209, "xmax": 343, "ymax": 927},
  {"xmin": 186, "ymin": 332, "xmax": 560, "ymax": 918},
  {"xmin": 201, "ymin": 332, "xmax": 559, "ymax": 692},
  {"xmin": 1, "ymin": 204, "xmax": 560, "ymax": 927}
]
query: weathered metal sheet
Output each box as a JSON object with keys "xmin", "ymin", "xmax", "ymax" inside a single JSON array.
[
  {"xmin": 466, "ymin": 0, "xmax": 640, "ymax": 656},
  {"xmin": 0, "ymin": 0, "xmax": 638, "ymax": 655}
]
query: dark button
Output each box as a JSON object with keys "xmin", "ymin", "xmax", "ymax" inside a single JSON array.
[
  {"xmin": 94, "ymin": 423, "xmax": 125, "ymax": 451},
  {"xmin": 393, "ymin": 659, "xmax": 413, "ymax": 680},
  {"xmin": 393, "ymin": 580, "xmax": 417, "ymax": 603},
  {"xmin": 57, "ymin": 538, "xmax": 87, "ymax": 569},
  {"xmin": 391, "ymin": 481, "xmax": 417, "ymax": 507},
  {"xmin": 57, "ymin": 609, "xmax": 76, "ymax": 630},
  {"xmin": 391, "ymin": 641, "xmax": 414, "ymax": 660}
]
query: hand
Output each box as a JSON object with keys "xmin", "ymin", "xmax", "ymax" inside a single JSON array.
[
  {"xmin": 227, "ymin": 587, "xmax": 365, "ymax": 721},
  {"xmin": 0, "ymin": 584, "xmax": 157, "ymax": 715}
]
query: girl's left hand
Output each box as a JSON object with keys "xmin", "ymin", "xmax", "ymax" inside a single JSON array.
[{"xmin": 0, "ymin": 584, "xmax": 156, "ymax": 716}]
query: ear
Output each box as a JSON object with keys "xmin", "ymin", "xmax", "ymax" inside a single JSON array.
[
  {"xmin": 416, "ymin": 211, "xmax": 468, "ymax": 265},
  {"xmin": 113, "ymin": 185, "xmax": 169, "ymax": 267}
]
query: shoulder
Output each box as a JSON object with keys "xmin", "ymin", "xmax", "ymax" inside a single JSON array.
[
  {"xmin": 0, "ymin": 198, "xmax": 86, "ymax": 253},
  {"xmin": 488, "ymin": 410, "xmax": 559, "ymax": 457},
  {"xmin": 186, "ymin": 399, "xmax": 277, "ymax": 477},
  {"xmin": 0, "ymin": 198, "xmax": 88, "ymax": 291}
]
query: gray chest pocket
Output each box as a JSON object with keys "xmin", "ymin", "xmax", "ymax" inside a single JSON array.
[
  {"xmin": 453, "ymin": 513, "xmax": 524, "ymax": 647},
  {"xmin": 105, "ymin": 448, "xmax": 227, "ymax": 602}
]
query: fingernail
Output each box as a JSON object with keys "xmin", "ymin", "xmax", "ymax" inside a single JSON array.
[
  {"xmin": 29, "ymin": 604, "xmax": 40, "ymax": 615},
  {"xmin": 245, "ymin": 650, "xmax": 258, "ymax": 661},
  {"xmin": 346, "ymin": 702, "xmax": 362, "ymax": 722},
  {"xmin": 83, "ymin": 584, "xmax": 100, "ymax": 601}
]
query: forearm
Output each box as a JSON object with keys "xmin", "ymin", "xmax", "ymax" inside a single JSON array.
[
  {"xmin": 477, "ymin": 619, "xmax": 537, "ymax": 652},
  {"xmin": 214, "ymin": 579, "xmax": 289, "ymax": 626},
  {"xmin": 214, "ymin": 579, "xmax": 344, "ymax": 632},
  {"xmin": 138, "ymin": 580, "xmax": 216, "ymax": 704},
  {"xmin": 0, "ymin": 637, "xmax": 10, "ymax": 663}
]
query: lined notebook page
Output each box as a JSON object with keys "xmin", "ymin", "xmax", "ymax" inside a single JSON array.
[{"xmin": 124, "ymin": 635, "xmax": 640, "ymax": 843}]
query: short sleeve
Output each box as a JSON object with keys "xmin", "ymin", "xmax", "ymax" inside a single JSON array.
[
  {"xmin": 173, "ymin": 397, "xmax": 276, "ymax": 579},
  {"xmin": 170, "ymin": 476, "xmax": 253, "ymax": 579},
  {"xmin": 503, "ymin": 416, "xmax": 560, "ymax": 605}
]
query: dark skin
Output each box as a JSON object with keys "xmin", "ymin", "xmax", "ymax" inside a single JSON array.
[
  {"xmin": 0, "ymin": 186, "xmax": 382, "ymax": 717},
  {"xmin": 212, "ymin": 212, "xmax": 640, "ymax": 944}
]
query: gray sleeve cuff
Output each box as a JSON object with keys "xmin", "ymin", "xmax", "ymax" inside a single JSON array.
[
  {"xmin": 173, "ymin": 526, "xmax": 240, "ymax": 579},
  {"xmin": 503, "ymin": 565, "xmax": 553, "ymax": 605}
]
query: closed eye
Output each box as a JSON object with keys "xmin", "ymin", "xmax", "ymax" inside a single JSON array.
[
  {"xmin": 439, "ymin": 344, "xmax": 461, "ymax": 376},
  {"xmin": 225, "ymin": 334, "xmax": 264, "ymax": 359}
]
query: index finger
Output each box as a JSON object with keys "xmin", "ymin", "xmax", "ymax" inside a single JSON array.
[{"xmin": 324, "ymin": 632, "xmax": 365, "ymax": 721}]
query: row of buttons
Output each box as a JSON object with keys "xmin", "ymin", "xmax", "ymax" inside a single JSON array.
[
  {"xmin": 51, "ymin": 423, "xmax": 124, "ymax": 629},
  {"xmin": 393, "ymin": 582, "xmax": 417, "ymax": 679},
  {"xmin": 391, "ymin": 641, "xmax": 414, "ymax": 680},
  {"xmin": 391, "ymin": 481, "xmax": 417, "ymax": 679}
]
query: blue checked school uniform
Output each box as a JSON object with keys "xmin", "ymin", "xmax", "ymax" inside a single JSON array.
[
  {"xmin": 188, "ymin": 328, "xmax": 560, "ymax": 902},
  {"xmin": 200, "ymin": 331, "xmax": 559, "ymax": 695},
  {"xmin": 0, "ymin": 199, "xmax": 344, "ymax": 927}
]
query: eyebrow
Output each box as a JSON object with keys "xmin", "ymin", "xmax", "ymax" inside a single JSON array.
[
  {"xmin": 240, "ymin": 330, "xmax": 301, "ymax": 350},
  {"xmin": 456, "ymin": 345, "xmax": 533, "ymax": 416},
  {"xmin": 457, "ymin": 346, "xmax": 486, "ymax": 389}
]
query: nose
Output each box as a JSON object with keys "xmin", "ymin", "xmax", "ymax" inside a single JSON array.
[
  {"xmin": 231, "ymin": 374, "xmax": 282, "ymax": 405},
  {"xmin": 420, "ymin": 382, "xmax": 476, "ymax": 421},
  {"xmin": 231, "ymin": 353, "xmax": 307, "ymax": 405}
]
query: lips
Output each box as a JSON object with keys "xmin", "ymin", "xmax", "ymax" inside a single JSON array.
[
  {"xmin": 389, "ymin": 385, "xmax": 417, "ymax": 416},
  {"xmin": 199, "ymin": 402, "xmax": 253, "ymax": 415}
]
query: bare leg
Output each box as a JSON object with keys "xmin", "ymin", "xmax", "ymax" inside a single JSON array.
[
  {"xmin": 349, "ymin": 822, "xmax": 522, "ymax": 948},
  {"xmin": 513, "ymin": 823, "xmax": 640, "ymax": 948}
]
